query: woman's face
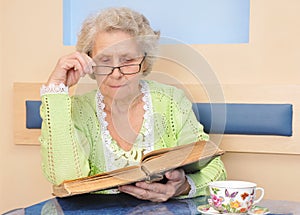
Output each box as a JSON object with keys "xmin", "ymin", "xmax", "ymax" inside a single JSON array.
[{"xmin": 91, "ymin": 30, "xmax": 147, "ymax": 101}]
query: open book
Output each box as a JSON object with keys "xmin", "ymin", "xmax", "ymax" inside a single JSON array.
[{"xmin": 53, "ymin": 141, "xmax": 224, "ymax": 197}]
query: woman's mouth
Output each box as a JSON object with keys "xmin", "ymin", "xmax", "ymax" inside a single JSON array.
[{"xmin": 109, "ymin": 84, "xmax": 126, "ymax": 89}]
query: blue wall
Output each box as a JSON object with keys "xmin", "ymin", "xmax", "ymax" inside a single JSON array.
[{"xmin": 63, "ymin": 0, "xmax": 250, "ymax": 45}]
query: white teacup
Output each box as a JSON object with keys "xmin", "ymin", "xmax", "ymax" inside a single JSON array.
[{"xmin": 208, "ymin": 180, "xmax": 264, "ymax": 214}]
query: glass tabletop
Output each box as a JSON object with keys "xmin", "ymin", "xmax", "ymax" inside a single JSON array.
[
  {"xmin": 3, "ymin": 194, "xmax": 300, "ymax": 215},
  {"xmin": 18, "ymin": 194, "xmax": 206, "ymax": 215}
]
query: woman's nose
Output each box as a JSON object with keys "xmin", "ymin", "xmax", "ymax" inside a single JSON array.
[{"xmin": 109, "ymin": 67, "xmax": 123, "ymax": 79}]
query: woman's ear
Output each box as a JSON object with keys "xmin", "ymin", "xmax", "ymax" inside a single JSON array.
[
  {"xmin": 143, "ymin": 60, "xmax": 149, "ymax": 70},
  {"xmin": 141, "ymin": 61, "xmax": 150, "ymax": 75}
]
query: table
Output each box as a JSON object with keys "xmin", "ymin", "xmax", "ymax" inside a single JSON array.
[{"xmin": 3, "ymin": 194, "xmax": 300, "ymax": 215}]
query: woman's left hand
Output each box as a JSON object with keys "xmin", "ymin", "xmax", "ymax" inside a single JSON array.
[{"xmin": 118, "ymin": 168, "xmax": 190, "ymax": 202}]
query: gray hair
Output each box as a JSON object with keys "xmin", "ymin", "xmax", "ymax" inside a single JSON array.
[{"xmin": 76, "ymin": 7, "xmax": 160, "ymax": 77}]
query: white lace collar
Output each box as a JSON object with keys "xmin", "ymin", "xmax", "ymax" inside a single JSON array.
[{"xmin": 95, "ymin": 80, "xmax": 154, "ymax": 171}]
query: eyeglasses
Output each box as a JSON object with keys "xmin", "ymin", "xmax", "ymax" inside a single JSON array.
[{"xmin": 92, "ymin": 53, "xmax": 147, "ymax": 76}]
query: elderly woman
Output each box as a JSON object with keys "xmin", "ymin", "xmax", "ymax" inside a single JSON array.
[{"xmin": 40, "ymin": 7, "xmax": 226, "ymax": 202}]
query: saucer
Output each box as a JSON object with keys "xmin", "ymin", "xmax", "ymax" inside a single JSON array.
[
  {"xmin": 197, "ymin": 204, "xmax": 230, "ymax": 215},
  {"xmin": 248, "ymin": 206, "xmax": 270, "ymax": 215},
  {"xmin": 197, "ymin": 204, "xmax": 270, "ymax": 215}
]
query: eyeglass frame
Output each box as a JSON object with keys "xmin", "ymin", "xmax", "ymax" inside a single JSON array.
[{"xmin": 92, "ymin": 53, "xmax": 147, "ymax": 76}]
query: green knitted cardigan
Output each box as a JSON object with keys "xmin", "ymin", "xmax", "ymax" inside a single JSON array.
[{"xmin": 39, "ymin": 80, "xmax": 226, "ymax": 198}]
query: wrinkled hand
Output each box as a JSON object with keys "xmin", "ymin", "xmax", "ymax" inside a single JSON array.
[
  {"xmin": 47, "ymin": 52, "xmax": 95, "ymax": 87},
  {"xmin": 118, "ymin": 169, "xmax": 190, "ymax": 202}
]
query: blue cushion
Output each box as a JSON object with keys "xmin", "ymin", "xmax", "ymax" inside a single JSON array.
[
  {"xmin": 25, "ymin": 100, "xmax": 42, "ymax": 129},
  {"xmin": 25, "ymin": 100, "xmax": 293, "ymax": 136},
  {"xmin": 192, "ymin": 103, "xmax": 293, "ymax": 136}
]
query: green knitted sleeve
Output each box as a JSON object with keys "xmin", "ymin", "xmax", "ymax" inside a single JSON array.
[
  {"xmin": 39, "ymin": 94, "xmax": 90, "ymax": 185},
  {"xmin": 187, "ymin": 156, "xmax": 227, "ymax": 197}
]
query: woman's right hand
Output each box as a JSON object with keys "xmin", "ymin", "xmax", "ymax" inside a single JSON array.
[{"xmin": 47, "ymin": 52, "xmax": 95, "ymax": 87}]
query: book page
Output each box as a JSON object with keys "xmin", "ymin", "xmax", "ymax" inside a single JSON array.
[
  {"xmin": 141, "ymin": 141, "xmax": 221, "ymax": 177},
  {"xmin": 53, "ymin": 166, "xmax": 146, "ymax": 197},
  {"xmin": 141, "ymin": 141, "xmax": 204, "ymax": 162}
]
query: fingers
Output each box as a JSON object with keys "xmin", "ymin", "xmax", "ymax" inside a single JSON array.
[
  {"xmin": 165, "ymin": 169, "xmax": 190, "ymax": 196},
  {"xmin": 135, "ymin": 181, "xmax": 173, "ymax": 196},
  {"xmin": 119, "ymin": 169, "xmax": 188, "ymax": 202},
  {"xmin": 75, "ymin": 52, "xmax": 95, "ymax": 76},
  {"xmin": 63, "ymin": 52, "xmax": 94, "ymax": 77},
  {"xmin": 47, "ymin": 52, "xmax": 95, "ymax": 87},
  {"xmin": 165, "ymin": 169, "xmax": 185, "ymax": 182},
  {"xmin": 165, "ymin": 169, "xmax": 191, "ymax": 196},
  {"xmin": 119, "ymin": 183, "xmax": 174, "ymax": 202}
]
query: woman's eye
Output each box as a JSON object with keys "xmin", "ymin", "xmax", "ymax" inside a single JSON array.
[
  {"xmin": 98, "ymin": 58, "xmax": 111, "ymax": 64},
  {"xmin": 122, "ymin": 58, "xmax": 135, "ymax": 64}
]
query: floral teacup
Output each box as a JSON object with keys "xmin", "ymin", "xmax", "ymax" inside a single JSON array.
[{"xmin": 208, "ymin": 180, "xmax": 264, "ymax": 214}]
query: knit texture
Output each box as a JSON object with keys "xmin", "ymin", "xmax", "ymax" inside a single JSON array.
[{"xmin": 39, "ymin": 80, "xmax": 226, "ymax": 198}]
